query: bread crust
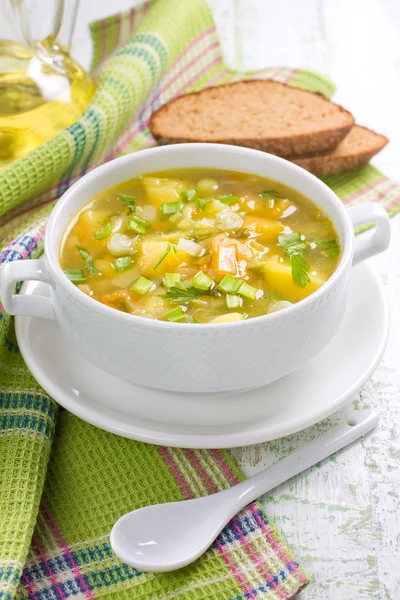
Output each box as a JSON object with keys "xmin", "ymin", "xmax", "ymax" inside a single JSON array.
[
  {"xmin": 149, "ymin": 80, "xmax": 355, "ymax": 157},
  {"xmin": 292, "ymin": 126, "xmax": 388, "ymax": 175}
]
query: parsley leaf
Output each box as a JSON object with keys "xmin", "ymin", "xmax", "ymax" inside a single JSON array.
[
  {"xmin": 278, "ymin": 233, "xmax": 310, "ymax": 288},
  {"xmin": 278, "ymin": 233, "xmax": 308, "ymax": 255},
  {"xmin": 290, "ymin": 253, "xmax": 310, "ymax": 288},
  {"xmin": 165, "ymin": 284, "xmax": 203, "ymax": 304},
  {"xmin": 314, "ymin": 239, "xmax": 340, "ymax": 257},
  {"xmin": 278, "ymin": 233, "xmax": 339, "ymax": 288},
  {"xmin": 278, "ymin": 232, "xmax": 302, "ymax": 249},
  {"xmin": 278, "ymin": 232, "xmax": 299, "ymax": 246},
  {"xmin": 166, "ymin": 283, "xmax": 218, "ymax": 304},
  {"xmin": 118, "ymin": 193, "xmax": 136, "ymax": 214}
]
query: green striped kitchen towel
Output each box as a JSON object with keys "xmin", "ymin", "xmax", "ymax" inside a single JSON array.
[{"xmin": 0, "ymin": 0, "xmax": 399, "ymax": 599}]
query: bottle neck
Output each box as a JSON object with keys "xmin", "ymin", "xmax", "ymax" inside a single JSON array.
[{"xmin": 13, "ymin": 0, "xmax": 79, "ymax": 56}]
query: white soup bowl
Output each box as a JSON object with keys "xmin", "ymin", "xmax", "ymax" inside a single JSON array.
[{"xmin": 1, "ymin": 144, "xmax": 390, "ymax": 393}]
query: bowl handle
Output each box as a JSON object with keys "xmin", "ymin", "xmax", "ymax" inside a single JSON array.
[
  {"xmin": 0, "ymin": 259, "xmax": 55, "ymax": 320},
  {"xmin": 347, "ymin": 202, "xmax": 391, "ymax": 266}
]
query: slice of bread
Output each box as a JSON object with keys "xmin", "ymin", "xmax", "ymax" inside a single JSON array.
[
  {"xmin": 292, "ymin": 126, "xmax": 388, "ymax": 175},
  {"xmin": 149, "ymin": 80, "xmax": 354, "ymax": 157}
]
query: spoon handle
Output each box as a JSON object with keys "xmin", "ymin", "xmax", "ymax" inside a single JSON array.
[{"xmin": 226, "ymin": 410, "xmax": 378, "ymax": 516}]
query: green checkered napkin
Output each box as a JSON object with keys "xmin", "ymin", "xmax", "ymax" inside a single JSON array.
[{"xmin": 1, "ymin": 0, "xmax": 399, "ymax": 599}]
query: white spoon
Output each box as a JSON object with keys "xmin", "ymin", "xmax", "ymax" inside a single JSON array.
[{"xmin": 111, "ymin": 410, "xmax": 378, "ymax": 572}]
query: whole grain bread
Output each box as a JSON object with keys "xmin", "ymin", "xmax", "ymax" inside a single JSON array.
[
  {"xmin": 292, "ymin": 126, "xmax": 388, "ymax": 175},
  {"xmin": 149, "ymin": 80, "xmax": 354, "ymax": 157}
]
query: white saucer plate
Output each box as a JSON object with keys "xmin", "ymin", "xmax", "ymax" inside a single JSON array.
[{"xmin": 15, "ymin": 262, "xmax": 388, "ymax": 448}]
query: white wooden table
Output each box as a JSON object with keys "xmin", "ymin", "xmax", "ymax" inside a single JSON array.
[{"xmin": 71, "ymin": 1, "xmax": 400, "ymax": 597}]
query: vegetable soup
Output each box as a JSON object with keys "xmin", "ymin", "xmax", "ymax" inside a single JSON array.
[{"xmin": 60, "ymin": 169, "xmax": 340, "ymax": 323}]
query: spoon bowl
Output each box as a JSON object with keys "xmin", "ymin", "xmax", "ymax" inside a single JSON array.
[{"xmin": 111, "ymin": 494, "xmax": 229, "ymax": 571}]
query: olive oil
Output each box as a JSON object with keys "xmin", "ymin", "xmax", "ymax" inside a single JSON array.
[{"xmin": 0, "ymin": 38, "xmax": 94, "ymax": 168}]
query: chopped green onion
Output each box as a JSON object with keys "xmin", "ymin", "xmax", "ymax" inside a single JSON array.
[
  {"xmin": 128, "ymin": 216, "xmax": 150, "ymax": 234},
  {"xmin": 86, "ymin": 258, "xmax": 99, "ymax": 277},
  {"xmin": 197, "ymin": 198, "xmax": 211, "ymax": 211},
  {"xmin": 260, "ymin": 189, "xmax": 285, "ymax": 201},
  {"xmin": 217, "ymin": 194, "xmax": 240, "ymax": 205},
  {"xmin": 164, "ymin": 273, "xmax": 181, "ymax": 288},
  {"xmin": 193, "ymin": 270, "xmax": 215, "ymax": 291},
  {"xmin": 118, "ymin": 193, "xmax": 136, "ymax": 213},
  {"xmin": 226, "ymin": 294, "xmax": 242, "ymax": 309},
  {"xmin": 131, "ymin": 276, "xmax": 154, "ymax": 295},
  {"xmin": 217, "ymin": 274, "xmax": 243, "ymax": 294},
  {"xmin": 217, "ymin": 274, "xmax": 261, "ymax": 300},
  {"xmin": 182, "ymin": 188, "xmax": 197, "ymax": 202},
  {"xmin": 161, "ymin": 201, "xmax": 181, "ymax": 216},
  {"xmin": 112, "ymin": 256, "xmax": 132, "ymax": 272},
  {"xmin": 164, "ymin": 306, "xmax": 186, "ymax": 322},
  {"xmin": 238, "ymin": 281, "xmax": 259, "ymax": 300},
  {"xmin": 76, "ymin": 246, "xmax": 99, "ymax": 277},
  {"xmin": 63, "ymin": 269, "xmax": 86, "ymax": 284},
  {"xmin": 77, "ymin": 246, "xmax": 89, "ymax": 260},
  {"xmin": 152, "ymin": 243, "xmax": 172, "ymax": 270},
  {"xmin": 94, "ymin": 223, "xmax": 111, "ymax": 240}
]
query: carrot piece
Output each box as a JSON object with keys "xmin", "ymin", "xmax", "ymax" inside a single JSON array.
[
  {"xmin": 94, "ymin": 291, "xmax": 127, "ymax": 302},
  {"xmin": 198, "ymin": 257, "xmax": 213, "ymax": 273},
  {"xmin": 97, "ymin": 300, "xmax": 116, "ymax": 309},
  {"xmin": 93, "ymin": 290, "xmax": 129, "ymax": 309},
  {"xmin": 149, "ymin": 222, "xmax": 165, "ymax": 231}
]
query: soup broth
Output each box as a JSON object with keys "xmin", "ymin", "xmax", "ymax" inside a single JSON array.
[{"xmin": 60, "ymin": 169, "xmax": 340, "ymax": 323}]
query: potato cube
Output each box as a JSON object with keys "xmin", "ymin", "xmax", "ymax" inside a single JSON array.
[
  {"xmin": 76, "ymin": 209, "xmax": 110, "ymax": 233},
  {"xmin": 262, "ymin": 259, "xmax": 326, "ymax": 302},
  {"xmin": 210, "ymin": 313, "xmax": 244, "ymax": 323},
  {"xmin": 142, "ymin": 177, "xmax": 188, "ymax": 205},
  {"xmin": 137, "ymin": 240, "xmax": 188, "ymax": 276},
  {"xmin": 242, "ymin": 216, "xmax": 284, "ymax": 241}
]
